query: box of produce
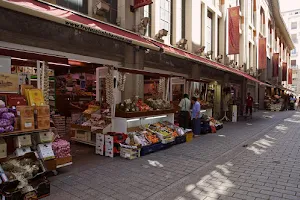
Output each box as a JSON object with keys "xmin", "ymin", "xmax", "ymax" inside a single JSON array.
[
  {"xmin": 35, "ymin": 106, "xmax": 50, "ymax": 117},
  {"xmin": 120, "ymin": 145, "xmax": 140, "ymax": 160},
  {"xmin": 16, "ymin": 106, "xmax": 34, "ymax": 119}
]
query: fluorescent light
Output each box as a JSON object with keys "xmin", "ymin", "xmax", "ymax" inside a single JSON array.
[
  {"xmin": 127, "ymin": 118, "xmax": 140, "ymax": 122},
  {"xmin": 145, "ymin": 115, "xmax": 167, "ymax": 120},
  {"xmin": 200, "ymin": 110, "xmax": 206, "ymax": 113},
  {"xmin": 48, "ymin": 62, "xmax": 70, "ymax": 66}
]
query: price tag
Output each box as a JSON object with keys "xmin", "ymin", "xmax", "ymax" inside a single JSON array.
[{"xmin": 24, "ymin": 122, "xmax": 32, "ymax": 128}]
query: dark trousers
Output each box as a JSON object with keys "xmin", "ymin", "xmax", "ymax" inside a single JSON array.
[
  {"xmin": 179, "ymin": 111, "xmax": 189, "ymax": 129},
  {"xmin": 192, "ymin": 118, "xmax": 201, "ymax": 135},
  {"xmin": 246, "ymin": 106, "xmax": 252, "ymax": 115}
]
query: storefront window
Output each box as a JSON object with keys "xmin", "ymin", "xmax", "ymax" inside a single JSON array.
[
  {"xmin": 160, "ymin": 0, "xmax": 171, "ymax": 44},
  {"xmin": 57, "ymin": 0, "xmax": 88, "ymax": 14},
  {"xmin": 144, "ymin": 5, "xmax": 151, "ymax": 37}
]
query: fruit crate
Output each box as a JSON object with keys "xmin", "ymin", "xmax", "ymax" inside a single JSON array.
[
  {"xmin": 175, "ymin": 135, "xmax": 186, "ymax": 144},
  {"xmin": 120, "ymin": 144, "xmax": 140, "ymax": 160},
  {"xmin": 140, "ymin": 142, "xmax": 164, "ymax": 156}
]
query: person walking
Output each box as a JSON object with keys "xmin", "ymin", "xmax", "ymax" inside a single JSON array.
[
  {"xmin": 191, "ymin": 97, "xmax": 201, "ymax": 135},
  {"xmin": 246, "ymin": 93, "xmax": 253, "ymax": 117},
  {"xmin": 297, "ymin": 97, "xmax": 300, "ymax": 111},
  {"xmin": 178, "ymin": 94, "xmax": 191, "ymax": 129}
]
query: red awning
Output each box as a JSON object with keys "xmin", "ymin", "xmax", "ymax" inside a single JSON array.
[
  {"xmin": 150, "ymin": 40, "xmax": 269, "ymax": 86},
  {"xmin": 1, "ymin": 0, "xmax": 159, "ymax": 51}
]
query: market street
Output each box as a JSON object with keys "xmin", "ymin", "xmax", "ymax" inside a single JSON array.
[{"xmin": 45, "ymin": 110, "xmax": 300, "ymax": 200}]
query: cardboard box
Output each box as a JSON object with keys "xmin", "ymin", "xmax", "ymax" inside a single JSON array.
[
  {"xmin": 14, "ymin": 117, "xmax": 20, "ymax": 131},
  {"xmin": 104, "ymin": 135, "xmax": 114, "ymax": 158},
  {"xmin": 36, "ymin": 116, "xmax": 50, "ymax": 129},
  {"xmin": 20, "ymin": 117, "xmax": 35, "ymax": 131},
  {"xmin": 56, "ymin": 156, "xmax": 72, "ymax": 166},
  {"xmin": 15, "ymin": 134, "xmax": 32, "ymax": 148},
  {"xmin": 14, "ymin": 147, "xmax": 32, "ymax": 157},
  {"xmin": 35, "ymin": 106, "xmax": 50, "ymax": 117},
  {"xmin": 37, "ymin": 143, "xmax": 55, "ymax": 161},
  {"xmin": 0, "ymin": 139, "xmax": 7, "ymax": 159},
  {"xmin": 37, "ymin": 131, "xmax": 53, "ymax": 143},
  {"xmin": 44, "ymin": 159, "xmax": 56, "ymax": 171},
  {"xmin": 27, "ymin": 89, "xmax": 45, "ymax": 106},
  {"xmin": 16, "ymin": 106, "xmax": 34, "ymax": 119},
  {"xmin": 7, "ymin": 94, "xmax": 27, "ymax": 106}
]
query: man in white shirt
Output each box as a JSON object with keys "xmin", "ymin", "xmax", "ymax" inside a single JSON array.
[{"xmin": 178, "ymin": 94, "xmax": 191, "ymax": 129}]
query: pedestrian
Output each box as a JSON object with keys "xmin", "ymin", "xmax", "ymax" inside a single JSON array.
[
  {"xmin": 297, "ymin": 97, "xmax": 300, "ymax": 111},
  {"xmin": 178, "ymin": 94, "xmax": 191, "ymax": 129},
  {"xmin": 246, "ymin": 93, "xmax": 253, "ymax": 117},
  {"xmin": 191, "ymin": 97, "xmax": 201, "ymax": 136}
]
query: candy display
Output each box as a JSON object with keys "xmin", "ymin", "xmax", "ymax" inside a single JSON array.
[
  {"xmin": 0, "ymin": 105, "xmax": 15, "ymax": 133},
  {"xmin": 52, "ymin": 139, "xmax": 71, "ymax": 159}
]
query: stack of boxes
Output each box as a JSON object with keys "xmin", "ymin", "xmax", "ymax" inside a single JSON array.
[
  {"xmin": 52, "ymin": 115, "xmax": 65, "ymax": 135},
  {"xmin": 14, "ymin": 134, "xmax": 32, "ymax": 156},
  {"xmin": 15, "ymin": 105, "xmax": 50, "ymax": 131},
  {"xmin": 35, "ymin": 106, "xmax": 50, "ymax": 129},
  {"xmin": 95, "ymin": 133, "xmax": 104, "ymax": 155},
  {"xmin": 16, "ymin": 106, "xmax": 35, "ymax": 131}
]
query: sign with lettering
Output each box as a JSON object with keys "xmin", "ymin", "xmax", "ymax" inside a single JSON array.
[{"xmin": 0, "ymin": 73, "xmax": 18, "ymax": 92}]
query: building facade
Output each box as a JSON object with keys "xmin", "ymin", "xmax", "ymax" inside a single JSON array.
[
  {"xmin": 282, "ymin": 9, "xmax": 300, "ymax": 95},
  {"xmin": 0, "ymin": 0, "xmax": 294, "ymax": 115}
]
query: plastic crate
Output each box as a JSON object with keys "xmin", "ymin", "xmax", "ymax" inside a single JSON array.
[
  {"xmin": 161, "ymin": 141, "xmax": 176, "ymax": 149},
  {"xmin": 120, "ymin": 146, "xmax": 140, "ymax": 160},
  {"xmin": 140, "ymin": 143, "xmax": 164, "ymax": 156},
  {"xmin": 175, "ymin": 135, "xmax": 186, "ymax": 144},
  {"xmin": 186, "ymin": 132, "xmax": 193, "ymax": 142}
]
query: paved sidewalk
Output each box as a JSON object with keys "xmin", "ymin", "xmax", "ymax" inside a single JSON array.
[{"xmin": 45, "ymin": 111, "xmax": 299, "ymax": 200}]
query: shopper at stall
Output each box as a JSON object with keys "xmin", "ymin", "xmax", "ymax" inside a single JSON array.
[
  {"xmin": 191, "ymin": 97, "xmax": 201, "ymax": 135},
  {"xmin": 178, "ymin": 94, "xmax": 191, "ymax": 129},
  {"xmin": 246, "ymin": 93, "xmax": 253, "ymax": 117}
]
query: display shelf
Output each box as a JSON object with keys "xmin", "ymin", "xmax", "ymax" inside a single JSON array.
[
  {"xmin": 0, "ymin": 129, "xmax": 49, "ymax": 137},
  {"xmin": 71, "ymin": 124, "xmax": 111, "ymax": 134},
  {"xmin": 112, "ymin": 112, "xmax": 174, "ymax": 134},
  {"xmin": 115, "ymin": 109, "xmax": 175, "ymax": 118},
  {"xmin": 70, "ymin": 137, "xmax": 96, "ymax": 146}
]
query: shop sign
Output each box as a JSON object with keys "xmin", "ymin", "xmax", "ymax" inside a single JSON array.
[
  {"xmin": 272, "ymin": 53, "xmax": 279, "ymax": 77},
  {"xmin": 259, "ymin": 38, "xmax": 267, "ymax": 69},
  {"xmin": 282, "ymin": 62, "xmax": 287, "ymax": 81},
  {"xmin": 288, "ymin": 69, "xmax": 293, "ymax": 84},
  {"xmin": 0, "ymin": 73, "xmax": 18, "ymax": 93},
  {"xmin": 133, "ymin": 0, "xmax": 153, "ymax": 9},
  {"xmin": 228, "ymin": 6, "xmax": 240, "ymax": 55}
]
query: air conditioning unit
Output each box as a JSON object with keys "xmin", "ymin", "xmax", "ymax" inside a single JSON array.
[{"xmin": 93, "ymin": 0, "xmax": 110, "ymax": 15}]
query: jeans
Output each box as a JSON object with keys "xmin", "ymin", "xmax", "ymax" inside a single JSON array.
[{"xmin": 179, "ymin": 111, "xmax": 190, "ymax": 129}]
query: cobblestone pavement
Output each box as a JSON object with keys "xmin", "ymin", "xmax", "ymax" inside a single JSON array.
[{"xmin": 45, "ymin": 111, "xmax": 300, "ymax": 200}]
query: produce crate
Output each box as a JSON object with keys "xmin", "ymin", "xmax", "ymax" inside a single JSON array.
[
  {"xmin": 120, "ymin": 146, "xmax": 140, "ymax": 160},
  {"xmin": 161, "ymin": 141, "xmax": 176, "ymax": 149},
  {"xmin": 56, "ymin": 156, "xmax": 72, "ymax": 166},
  {"xmin": 175, "ymin": 135, "xmax": 186, "ymax": 144},
  {"xmin": 140, "ymin": 143, "xmax": 164, "ymax": 156}
]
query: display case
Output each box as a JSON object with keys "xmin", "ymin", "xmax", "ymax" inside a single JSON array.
[{"xmin": 112, "ymin": 112, "xmax": 174, "ymax": 134}]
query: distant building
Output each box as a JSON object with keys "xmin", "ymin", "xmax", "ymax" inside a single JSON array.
[{"xmin": 282, "ymin": 9, "xmax": 300, "ymax": 95}]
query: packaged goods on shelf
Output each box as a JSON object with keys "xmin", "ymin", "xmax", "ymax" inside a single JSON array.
[
  {"xmin": 7, "ymin": 94, "xmax": 27, "ymax": 107},
  {"xmin": 37, "ymin": 143, "xmax": 55, "ymax": 161},
  {"xmin": 36, "ymin": 116, "xmax": 50, "ymax": 129},
  {"xmin": 37, "ymin": 131, "xmax": 53, "ymax": 143},
  {"xmin": 35, "ymin": 105, "xmax": 50, "ymax": 117},
  {"xmin": 0, "ymin": 138, "xmax": 7, "ymax": 158},
  {"xmin": 14, "ymin": 147, "xmax": 32, "ymax": 157},
  {"xmin": 0, "ymin": 107, "xmax": 16, "ymax": 133},
  {"xmin": 14, "ymin": 134, "xmax": 32, "ymax": 148},
  {"xmin": 26, "ymin": 89, "xmax": 45, "ymax": 106},
  {"xmin": 20, "ymin": 117, "xmax": 35, "ymax": 131}
]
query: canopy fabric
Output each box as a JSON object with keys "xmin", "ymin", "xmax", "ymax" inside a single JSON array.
[{"xmin": 1, "ymin": 0, "xmax": 160, "ymax": 51}]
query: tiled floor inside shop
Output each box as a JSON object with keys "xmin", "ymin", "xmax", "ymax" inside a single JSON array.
[{"xmin": 45, "ymin": 111, "xmax": 300, "ymax": 200}]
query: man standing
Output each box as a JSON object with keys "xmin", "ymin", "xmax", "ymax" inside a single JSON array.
[
  {"xmin": 191, "ymin": 97, "xmax": 201, "ymax": 135},
  {"xmin": 178, "ymin": 94, "xmax": 191, "ymax": 129},
  {"xmin": 246, "ymin": 93, "xmax": 253, "ymax": 117}
]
